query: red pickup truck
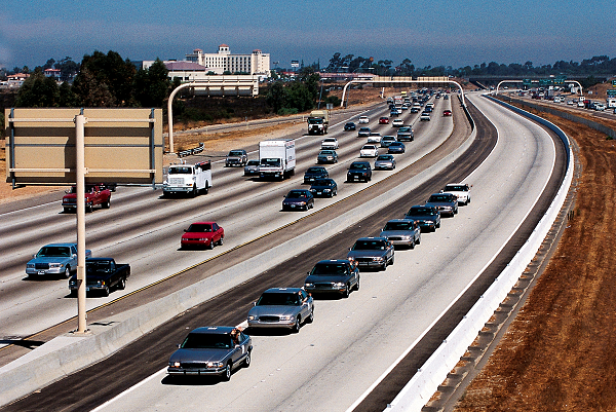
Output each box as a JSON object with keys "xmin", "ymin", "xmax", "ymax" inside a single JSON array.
[{"xmin": 62, "ymin": 185, "xmax": 111, "ymax": 213}]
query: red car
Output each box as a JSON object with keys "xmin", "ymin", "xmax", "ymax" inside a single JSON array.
[
  {"xmin": 379, "ymin": 116, "xmax": 389, "ymax": 124},
  {"xmin": 181, "ymin": 221, "xmax": 224, "ymax": 249},
  {"xmin": 443, "ymin": 110, "xmax": 453, "ymax": 117},
  {"xmin": 62, "ymin": 184, "xmax": 111, "ymax": 213}
]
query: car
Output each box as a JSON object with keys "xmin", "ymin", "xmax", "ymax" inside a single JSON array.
[
  {"xmin": 247, "ymin": 288, "xmax": 314, "ymax": 332},
  {"xmin": 62, "ymin": 184, "xmax": 111, "ymax": 213},
  {"xmin": 374, "ymin": 154, "xmax": 396, "ymax": 170},
  {"xmin": 358, "ymin": 115, "xmax": 369, "ymax": 124},
  {"xmin": 360, "ymin": 144, "xmax": 379, "ymax": 158},
  {"xmin": 401, "ymin": 104, "xmax": 410, "ymax": 110},
  {"xmin": 321, "ymin": 138, "xmax": 339, "ymax": 150},
  {"xmin": 304, "ymin": 166, "xmax": 329, "ymax": 183},
  {"xmin": 443, "ymin": 110, "xmax": 453, "ymax": 117},
  {"xmin": 567, "ymin": 100, "xmax": 574, "ymax": 105},
  {"xmin": 577, "ymin": 101, "xmax": 585, "ymax": 108},
  {"xmin": 381, "ymin": 135, "xmax": 397, "ymax": 147},
  {"xmin": 410, "ymin": 107, "xmax": 420, "ymax": 113},
  {"xmin": 282, "ymin": 189, "xmax": 314, "ymax": 211},
  {"xmin": 388, "ymin": 142, "xmax": 406, "ymax": 154},
  {"xmin": 347, "ymin": 161, "xmax": 372, "ymax": 182},
  {"xmin": 420, "ymin": 112, "xmax": 431, "ymax": 121},
  {"xmin": 424, "ymin": 106, "xmax": 433, "ymax": 113},
  {"xmin": 304, "ymin": 260, "xmax": 360, "ymax": 298},
  {"xmin": 317, "ymin": 150, "xmax": 339, "ymax": 164},
  {"xmin": 243, "ymin": 159, "xmax": 260, "ymax": 176},
  {"xmin": 426, "ymin": 103, "xmax": 434, "ymax": 109},
  {"xmin": 26, "ymin": 243, "xmax": 92, "ymax": 279},
  {"xmin": 225, "ymin": 149, "xmax": 247, "ymax": 167},
  {"xmin": 181, "ymin": 221, "xmax": 225, "ymax": 249},
  {"xmin": 614, "ymin": 108, "xmax": 616, "ymax": 114},
  {"xmin": 405, "ymin": 205, "xmax": 441, "ymax": 232},
  {"xmin": 347, "ymin": 237, "xmax": 395, "ymax": 271},
  {"xmin": 379, "ymin": 116, "xmax": 389, "ymax": 124},
  {"xmin": 69, "ymin": 257, "xmax": 130, "ymax": 297},
  {"xmin": 392, "ymin": 118, "xmax": 404, "ymax": 127},
  {"xmin": 310, "ymin": 178, "xmax": 338, "ymax": 197},
  {"xmin": 167, "ymin": 326, "xmax": 253, "ymax": 381},
  {"xmin": 425, "ymin": 192, "xmax": 458, "ymax": 217},
  {"xmin": 380, "ymin": 219, "xmax": 421, "ymax": 249},
  {"xmin": 397, "ymin": 126, "xmax": 414, "ymax": 142},
  {"xmin": 358, "ymin": 127, "xmax": 371, "ymax": 137},
  {"xmin": 367, "ymin": 133, "xmax": 382, "ymax": 144},
  {"xmin": 344, "ymin": 122, "xmax": 356, "ymax": 131},
  {"xmin": 443, "ymin": 183, "xmax": 472, "ymax": 205},
  {"xmin": 390, "ymin": 110, "xmax": 400, "ymax": 117}
]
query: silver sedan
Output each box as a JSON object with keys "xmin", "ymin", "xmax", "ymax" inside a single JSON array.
[{"xmin": 247, "ymin": 288, "xmax": 314, "ymax": 333}]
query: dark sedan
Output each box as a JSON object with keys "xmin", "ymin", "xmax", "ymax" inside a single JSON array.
[
  {"xmin": 346, "ymin": 161, "xmax": 372, "ymax": 182},
  {"xmin": 282, "ymin": 189, "xmax": 314, "ymax": 211},
  {"xmin": 425, "ymin": 192, "xmax": 458, "ymax": 217},
  {"xmin": 405, "ymin": 205, "xmax": 441, "ymax": 232},
  {"xmin": 310, "ymin": 178, "xmax": 338, "ymax": 197},
  {"xmin": 344, "ymin": 122, "xmax": 356, "ymax": 131},
  {"xmin": 347, "ymin": 237, "xmax": 395, "ymax": 271},
  {"xmin": 304, "ymin": 166, "xmax": 329, "ymax": 183},
  {"xmin": 388, "ymin": 142, "xmax": 406, "ymax": 154},
  {"xmin": 304, "ymin": 260, "xmax": 360, "ymax": 298},
  {"xmin": 167, "ymin": 326, "xmax": 252, "ymax": 381},
  {"xmin": 358, "ymin": 127, "xmax": 371, "ymax": 138}
]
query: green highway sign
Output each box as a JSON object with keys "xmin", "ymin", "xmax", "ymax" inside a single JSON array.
[
  {"xmin": 612, "ymin": 79, "xmax": 616, "ymax": 87},
  {"xmin": 553, "ymin": 78, "xmax": 565, "ymax": 85},
  {"xmin": 523, "ymin": 79, "xmax": 532, "ymax": 86},
  {"xmin": 607, "ymin": 89, "xmax": 616, "ymax": 96},
  {"xmin": 539, "ymin": 79, "xmax": 553, "ymax": 86}
]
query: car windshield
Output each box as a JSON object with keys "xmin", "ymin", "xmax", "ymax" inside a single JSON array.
[
  {"xmin": 87, "ymin": 261, "xmax": 111, "ymax": 273},
  {"xmin": 377, "ymin": 155, "xmax": 391, "ymax": 161},
  {"xmin": 399, "ymin": 127, "xmax": 411, "ymax": 132},
  {"xmin": 350, "ymin": 163, "xmax": 368, "ymax": 170},
  {"xmin": 247, "ymin": 160, "xmax": 259, "ymax": 166},
  {"xmin": 352, "ymin": 240, "xmax": 386, "ymax": 251},
  {"xmin": 429, "ymin": 195, "xmax": 451, "ymax": 202},
  {"xmin": 37, "ymin": 246, "xmax": 71, "ymax": 257},
  {"xmin": 308, "ymin": 118, "xmax": 323, "ymax": 124},
  {"xmin": 257, "ymin": 292, "xmax": 301, "ymax": 306},
  {"xmin": 261, "ymin": 158, "xmax": 281, "ymax": 167},
  {"xmin": 168, "ymin": 166, "xmax": 193, "ymax": 174},
  {"xmin": 311, "ymin": 263, "xmax": 348, "ymax": 275},
  {"xmin": 445, "ymin": 185, "xmax": 468, "ymax": 192},
  {"xmin": 313, "ymin": 179, "xmax": 332, "ymax": 186},
  {"xmin": 383, "ymin": 221, "xmax": 413, "ymax": 231},
  {"xmin": 307, "ymin": 167, "xmax": 324, "ymax": 174},
  {"xmin": 181, "ymin": 333, "xmax": 232, "ymax": 349},
  {"xmin": 287, "ymin": 191, "xmax": 307, "ymax": 199},
  {"xmin": 362, "ymin": 146, "xmax": 375, "ymax": 150},
  {"xmin": 228, "ymin": 151, "xmax": 244, "ymax": 156},
  {"xmin": 409, "ymin": 207, "xmax": 434, "ymax": 216},
  {"xmin": 391, "ymin": 143, "xmax": 403, "ymax": 147},
  {"xmin": 320, "ymin": 151, "xmax": 334, "ymax": 155},
  {"xmin": 324, "ymin": 139, "xmax": 336, "ymax": 143},
  {"xmin": 187, "ymin": 224, "xmax": 212, "ymax": 232}
]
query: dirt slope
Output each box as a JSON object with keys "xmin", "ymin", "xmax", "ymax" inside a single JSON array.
[{"xmin": 453, "ymin": 110, "xmax": 616, "ymax": 411}]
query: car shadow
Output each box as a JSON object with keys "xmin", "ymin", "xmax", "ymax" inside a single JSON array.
[
  {"xmin": 243, "ymin": 328, "xmax": 294, "ymax": 337},
  {"xmin": 161, "ymin": 375, "xmax": 223, "ymax": 386}
]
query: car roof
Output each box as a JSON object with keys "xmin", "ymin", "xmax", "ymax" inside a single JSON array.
[
  {"xmin": 355, "ymin": 236, "xmax": 387, "ymax": 241},
  {"xmin": 385, "ymin": 219, "xmax": 415, "ymax": 224},
  {"xmin": 189, "ymin": 221, "xmax": 217, "ymax": 225},
  {"xmin": 41, "ymin": 243, "xmax": 76, "ymax": 247},
  {"xmin": 315, "ymin": 259, "xmax": 351, "ymax": 265},
  {"xmin": 263, "ymin": 287, "xmax": 303, "ymax": 294},
  {"xmin": 189, "ymin": 326, "xmax": 236, "ymax": 335}
]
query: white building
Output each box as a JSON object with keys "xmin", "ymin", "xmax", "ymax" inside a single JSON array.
[{"xmin": 186, "ymin": 44, "xmax": 270, "ymax": 76}]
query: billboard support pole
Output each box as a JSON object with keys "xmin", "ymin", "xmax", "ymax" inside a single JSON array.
[{"xmin": 75, "ymin": 113, "xmax": 88, "ymax": 334}]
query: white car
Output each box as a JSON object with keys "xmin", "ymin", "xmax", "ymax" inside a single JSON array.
[
  {"xmin": 567, "ymin": 100, "xmax": 574, "ymax": 105},
  {"xmin": 358, "ymin": 115, "xmax": 369, "ymax": 124},
  {"xmin": 360, "ymin": 145, "xmax": 379, "ymax": 158},
  {"xmin": 367, "ymin": 133, "xmax": 382, "ymax": 143},
  {"xmin": 392, "ymin": 118, "xmax": 404, "ymax": 127},
  {"xmin": 420, "ymin": 112, "xmax": 431, "ymax": 121},
  {"xmin": 321, "ymin": 138, "xmax": 339, "ymax": 150},
  {"xmin": 577, "ymin": 101, "xmax": 585, "ymax": 108},
  {"xmin": 442, "ymin": 183, "xmax": 471, "ymax": 205}
]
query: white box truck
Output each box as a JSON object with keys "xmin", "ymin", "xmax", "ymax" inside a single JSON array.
[
  {"xmin": 307, "ymin": 110, "xmax": 330, "ymax": 135},
  {"xmin": 259, "ymin": 140, "xmax": 296, "ymax": 180},
  {"xmin": 163, "ymin": 160, "xmax": 212, "ymax": 197}
]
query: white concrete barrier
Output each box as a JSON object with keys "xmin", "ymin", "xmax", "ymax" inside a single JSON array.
[
  {"xmin": 0, "ymin": 114, "xmax": 478, "ymax": 407},
  {"xmin": 385, "ymin": 95, "xmax": 574, "ymax": 412}
]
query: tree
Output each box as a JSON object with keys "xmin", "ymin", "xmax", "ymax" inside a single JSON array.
[
  {"xmin": 266, "ymin": 81, "xmax": 285, "ymax": 113},
  {"xmin": 55, "ymin": 57, "xmax": 79, "ymax": 81},
  {"xmin": 15, "ymin": 69, "xmax": 60, "ymax": 107},
  {"xmin": 72, "ymin": 67, "xmax": 114, "ymax": 107},
  {"xmin": 133, "ymin": 58, "xmax": 170, "ymax": 107},
  {"xmin": 42, "ymin": 58, "xmax": 55, "ymax": 70},
  {"xmin": 58, "ymin": 81, "xmax": 78, "ymax": 107}
]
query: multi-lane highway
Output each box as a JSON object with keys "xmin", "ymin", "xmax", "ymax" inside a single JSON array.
[{"xmin": 0, "ymin": 92, "xmax": 568, "ymax": 411}]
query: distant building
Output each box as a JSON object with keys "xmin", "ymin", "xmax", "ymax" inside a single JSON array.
[
  {"xmin": 186, "ymin": 44, "xmax": 270, "ymax": 76},
  {"xmin": 44, "ymin": 68, "xmax": 61, "ymax": 78},
  {"xmin": 6, "ymin": 73, "xmax": 29, "ymax": 88}
]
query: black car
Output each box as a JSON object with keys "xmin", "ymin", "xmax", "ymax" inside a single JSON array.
[
  {"xmin": 304, "ymin": 166, "xmax": 329, "ymax": 183},
  {"xmin": 167, "ymin": 326, "xmax": 253, "ymax": 381},
  {"xmin": 304, "ymin": 260, "xmax": 360, "ymax": 298},
  {"xmin": 405, "ymin": 205, "xmax": 441, "ymax": 232},
  {"xmin": 310, "ymin": 178, "xmax": 338, "ymax": 197},
  {"xmin": 344, "ymin": 122, "xmax": 356, "ymax": 131},
  {"xmin": 282, "ymin": 189, "xmax": 314, "ymax": 211},
  {"xmin": 346, "ymin": 161, "xmax": 372, "ymax": 182},
  {"xmin": 388, "ymin": 142, "xmax": 406, "ymax": 154}
]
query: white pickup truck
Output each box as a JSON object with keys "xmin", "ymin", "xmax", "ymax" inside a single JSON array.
[{"xmin": 163, "ymin": 161, "xmax": 212, "ymax": 197}]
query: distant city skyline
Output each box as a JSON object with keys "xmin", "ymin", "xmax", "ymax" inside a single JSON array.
[{"xmin": 2, "ymin": 0, "xmax": 614, "ymax": 71}]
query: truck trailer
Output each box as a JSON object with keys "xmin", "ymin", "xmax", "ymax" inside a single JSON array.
[{"xmin": 259, "ymin": 140, "xmax": 296, "ymax": 180}]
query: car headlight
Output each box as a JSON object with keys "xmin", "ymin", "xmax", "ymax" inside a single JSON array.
[
  {"xmin": 248, "ymin": 315, "xmax": 256, "ymax": 321},
  {"xmin": 323, "ymin": 189, "xmax": 330, "ymax": 193},
  {"xmin": 279, "ymin": 315, "xmax": 295, "ymax": 321},
  {"xmin": 348, "ymin": 256, "xmax": 355, "ymax": 262},
  {"xmin": 27, "ymin": 263, "xmax": 35, "ymax": 268},
  {"xmin": 170, "ymin": 361, "xmax": 181, "ymax": 368},
  {"xmin": 207, "ymin": 362, "xmax": 223, "ymax": 368},
  {"xmin": 299, "ymin": 202, "xmax": 306, "ymax": 206},
  {"xmin": 49, "ymin": 263, "xmax": 62, "ymax": 268},
  {"xmin": 333, "ymin": 282, "xmax": 345, "ymax": 288},
  {"xmin": 304, "ymin": 282, "xmax": 314, "ymax": 288},
  {"xmin": 310, "ymin": 189, "xmax": 316, "ymax": 192},
  {"xmin": 373, "ymin": 257, "xmax": 384, "ymax": 262}
]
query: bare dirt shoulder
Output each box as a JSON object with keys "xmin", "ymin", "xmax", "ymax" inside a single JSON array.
[{"xmin": 452, "ymin": 108, "xmax": 616, "ymax": 411}]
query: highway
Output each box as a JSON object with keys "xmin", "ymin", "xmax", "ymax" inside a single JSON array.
[
  {"xmin": 0, "ymin": 92, "xmax": 568, "ymax": 411},
  {"xmin": 1, "ymin": 94, "xmax": 453, "ymax": 352}
]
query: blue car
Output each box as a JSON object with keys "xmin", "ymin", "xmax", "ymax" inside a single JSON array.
[
  {"xmin": 388, "ymin": 142, "xmax": 406, "ymax": 154},
  {"xmin": 282, "ymin": 189, "xmax": 314, "ymax": 211}
]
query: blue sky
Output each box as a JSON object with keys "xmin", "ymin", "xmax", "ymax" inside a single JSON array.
[{"xmin": 1, "ymin": 0, "xmax": 614, "ymax": 70}]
